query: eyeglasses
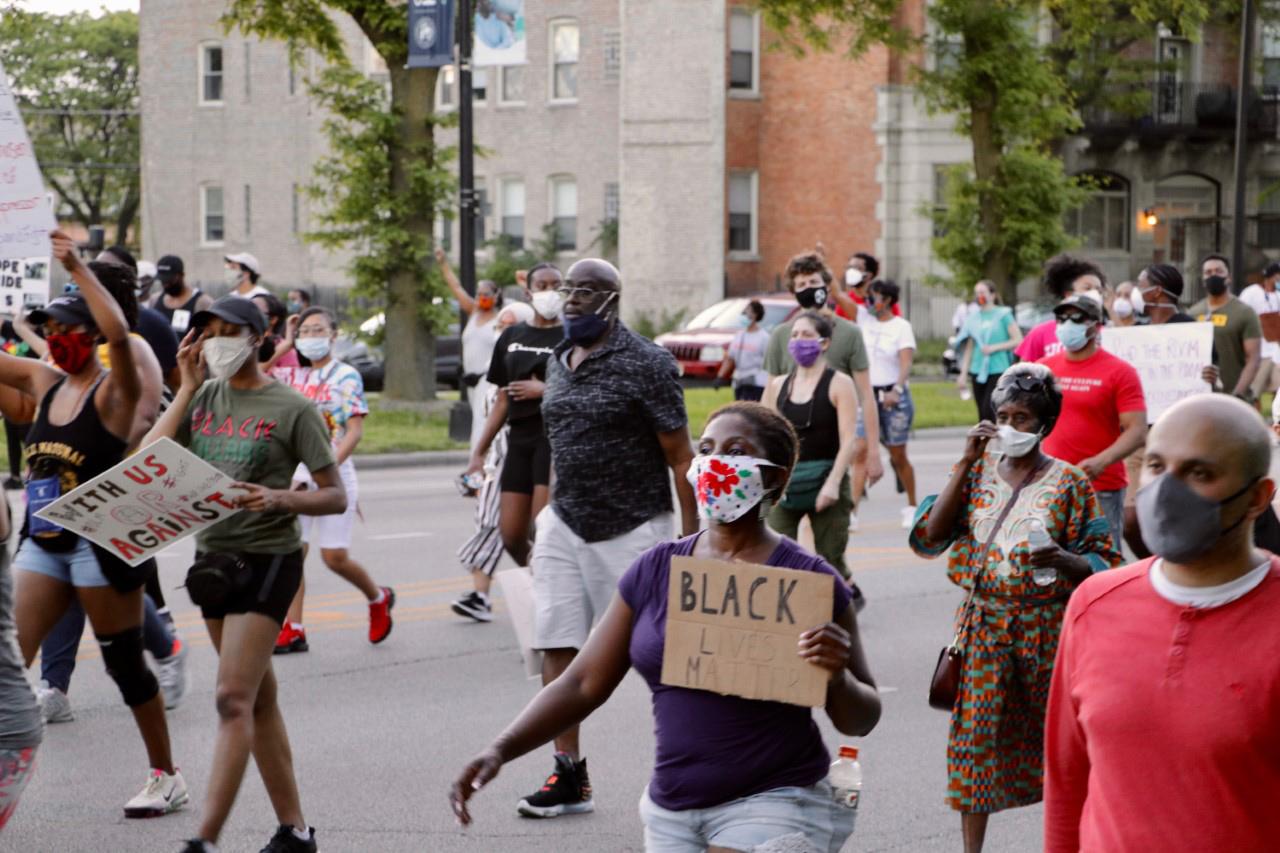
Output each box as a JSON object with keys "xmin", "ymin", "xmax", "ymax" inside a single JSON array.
[{"xmin": 556, "ymin": 286, "xmax": 614, "ymax": 301}]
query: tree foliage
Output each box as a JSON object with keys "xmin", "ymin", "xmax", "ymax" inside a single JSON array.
[{"xmin": 0, "ymin": 9, "xmax": 140, "ymax": 246}]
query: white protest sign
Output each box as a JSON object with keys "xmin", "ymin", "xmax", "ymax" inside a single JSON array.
[
  {"xmin": 0, "ymin": 61, "xmax": 55, "ymax": 260},
  {"xmin": 0, "ymin": 256, "xmax": 49, "ymax": 311},
  {"xmin": 34, "ymin": 438, "xmax": 243, "ymax": 567},
  {"xmin": 1100, "ymin": 322, "xmax": 1214, "ymax": 420}
]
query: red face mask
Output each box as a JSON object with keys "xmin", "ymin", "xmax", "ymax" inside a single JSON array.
[
  {"xmin": 47, "ymin": 332, "xmax": 97, "ymax": 374},
  {"xmin": 477, "ymin": 295, "xmax": 496, "ymax": 312}
]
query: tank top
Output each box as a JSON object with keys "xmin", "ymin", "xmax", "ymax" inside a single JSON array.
[
  {"xmin": 462, "ymin": 313, "xmax": 500, "ymax": 378},
  {"xmin": 779, "ymin": 368, "xmax": 840, "ymax": 462},
  {"xmin": 23, "ymin": 373, "xmax": 127, "ymax": 552},
  {"xmin": 154, "ymin": 289, "xmax": 204, "ymax": 334}
]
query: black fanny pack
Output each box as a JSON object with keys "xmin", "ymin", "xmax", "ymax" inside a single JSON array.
[
  {"xmin": 463, "ymin": 372, "xmax": 484, "ymax": 388},
  {"xmin": 184, "ymin": 553, "xmax": 254, "ymax": 609}
]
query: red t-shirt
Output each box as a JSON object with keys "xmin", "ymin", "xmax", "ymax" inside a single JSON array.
[
  {"xmin": 835, "ymin": 292, "xmax": 901, "ymax": 321},
  {"xmin": 1044, "ymin": 559, "xmax": 1280, "ymax": 852},
  {"xmin": 1016, "ymin": 318, "xmax": 1060, "ymax": 362},
  {"xmin": 1038, "ymin": 349, "xmax": 1145, "ymax": 491}
]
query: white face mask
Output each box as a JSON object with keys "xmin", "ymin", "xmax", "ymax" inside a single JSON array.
[
  {"xmin": 845, "ymin": 269, "xmax": 864, "ymax": 287},
  {"xmin": 223, "ymin": 267, "xmax": 244, "ymax": 288},
  {"xmin": 1113, "ymin": 297, "xmax": 1134, "ymax": 319},
  {"xmin": 994, "ymin": 423, "xmax": 1041, "ymax": 458},
  {"xmin": 686, "ymin": 454, "xmax": 780, "ymax": 524},
  {"xmin": 1081, "ymin": 289, "xmax": 1104, "ymax": 306},
  {"xmin": 530, "ymin": 290, "xmax": 563, "ymax": 321},
  {"xmin": 203, "ymin": 333, "xmax": 256, "ymax": 379},
  {"xmin": 296, "ymin": 337, "xmax": 332, "ymax": 361},
  {"xmin": 1129, "ymin": 289, "xmax": 1146, "ymax": 316}
]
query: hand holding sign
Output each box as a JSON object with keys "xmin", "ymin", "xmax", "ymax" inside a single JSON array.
[
  {"xmin": 231, "ymin": 481, "xmax": 288, "ymax": 513},
  {"xmin": 798, "ymin": 621, "xmax": 852, "ymax": 677}
]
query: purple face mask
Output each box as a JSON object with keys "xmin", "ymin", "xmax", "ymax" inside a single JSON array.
[{"xmin": 788, "ymin": 338, "xmax": 824, "ymax": 367}]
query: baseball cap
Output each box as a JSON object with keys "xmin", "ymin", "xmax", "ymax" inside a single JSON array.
[
  {"xmin": 1053, "ymin": 293, "xmax": 1104, "ymax": 322},
  {"xmin": 28, "ymin": 295, "xmax": 96, "ymax": 328},
  {"xmin": 137, "ymin": 261, "xmax": 157, "ymax": 281},
  {"xmin": 193, "ymin": 295, "xmax": 268, "ymax": 335},
  {"xmin": 224, "ymin": 252, "xmax": 261, "ymax": 277},
  {"xmin": 156, "ymin": 255, "xmax": 184, "ymax": 282}
]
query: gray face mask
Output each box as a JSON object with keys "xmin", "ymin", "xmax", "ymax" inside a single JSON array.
[{"xmin": 1135, "ymin": 472, "xmax": 1258, "ymax": 564}]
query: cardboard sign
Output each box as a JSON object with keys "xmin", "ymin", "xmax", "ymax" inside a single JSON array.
[
  {"xmin": 0, "ymin": 61, "xmax": 56, "ymax": 259},
  {"xmin": 1100, "ymin": 322, "xmax": 1214, "ymax": 421},
  {"xmin": 660, "ymin": 556, "xmax": 834, "ymax": 708},
  {"xmin": 34, "ymin": 438, "xmax": 243, "ymax": 567},
  {"xmin": 0, "ymin": 256, "xmax": 49, "ymax": 311},
  {"xmin": 1260, "ymin": 312, "xmax": 1280, "ymax": 344}
]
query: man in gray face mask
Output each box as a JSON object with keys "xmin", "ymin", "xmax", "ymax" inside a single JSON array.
[{"xmin": 1044, "ymin": 394, "xmax": 1280, "ymax": 851}]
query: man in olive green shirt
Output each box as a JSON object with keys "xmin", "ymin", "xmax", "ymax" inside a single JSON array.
[{"xmin": 1191, "ymin": 253, "xmax": 1262, "ymax": 403}]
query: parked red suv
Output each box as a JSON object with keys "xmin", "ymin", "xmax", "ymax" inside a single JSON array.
[{"xmin": 655, "ymin": 294, "xmax": 799, "ymax": 379}]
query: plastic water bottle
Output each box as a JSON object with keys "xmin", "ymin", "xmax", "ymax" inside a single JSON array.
[
  {"xmin": 829, "ymin": 745, "xmax": 863, "ymax": 810},
  {"xmin": 1027, "ymin": 519, "xmax": 1056, "ymax": 587}
]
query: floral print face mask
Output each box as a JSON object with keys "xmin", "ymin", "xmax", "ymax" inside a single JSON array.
[{"xmin": 686, "ymin": 454, "xmax": 780, "ymax": 524}]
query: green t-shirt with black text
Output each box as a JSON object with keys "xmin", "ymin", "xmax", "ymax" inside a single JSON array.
[
  {"xmin": 1188, "ymin": 296, "xmax": 1262, "ymax": 395},
  {"xmin": 176, "ymin": 379, "xmax": 335, "ymax": 554},
  {"xmin": 763, "ymin": 313, "xmax": 870, "ymax": 377}
]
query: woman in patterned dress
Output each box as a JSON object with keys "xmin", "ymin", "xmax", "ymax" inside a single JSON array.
[{"xmin": 908, "ymin": 363, "xmax": 1121, "ymax": 853}]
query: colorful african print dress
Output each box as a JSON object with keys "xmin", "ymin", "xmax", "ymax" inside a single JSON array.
[{"xmin": 909, "ymin": 454, "xmax": 1120, "ymax": 814}]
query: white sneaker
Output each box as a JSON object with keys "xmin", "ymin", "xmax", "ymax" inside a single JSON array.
[
  {"xmin": 35, "ymin": 679, "xmax": 74, "ymax": 723},
  {"xmin": 901, "ymin": 505, "xmax": 918, "ymax": 529},
  {"xmin": 156, "ymin": 638, "xmax": 189, "ymax": 710},
  {"xmin": 124, "ymin": 768, "xmax": 189, "ymax": 818},
  {"xmin": 848, "ymin": 512, "xmax": 859, "ymax": 533}
]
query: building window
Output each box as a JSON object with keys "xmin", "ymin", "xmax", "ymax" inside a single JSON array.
[
  {"xmin": 603, "ymin": 29, "xmax": 622, "ymax": 83},
  {"xmin": 729, "ymin": 11, "xmax": 759, "ymax": 94},
  {"xmin": 1258, "ymin": 174, "xmax": 1280, "ymax": 247},
  {"xmin": 473, "ymin": 67, "xmax": 488, "ymax": 104},
  {"xmin": 244, "ymin": 184, "xmax": 251, "ymax": 238},
  {"xmin": 550, "ymin": 176, "xmax": 578, "ymax": 250},
  {"xmin": 500, "ymin": 178, "xmax": 525, "ymax": 247},
  {"xmin": 1067, "ymin": 173, "xmax": 1129, "ymax": 252},
  {"xmin": 1265, "ymin": 27, "xmax": 1280, "ymax": 94},
  {"xmin": 499, "ymin": 65, "xmax": 525, "ymax": 104},
  {"xmin": 931, "ymin": 33, "xmax": 963, "ymax": 74},
  {"xmin": 550, "ymin": 20, "xmax": 580, "ymax": 102},
  {"xmin": 200, "ymin": 45, "xmax": 224, "ymax": 104},
  {"xmin": 244, "ymin": 42, "xmax": 252, "ymax": 100},
  {"xmin": 201, "ymin": 185, "xmax": 225, "ymax": 245},
  {"xmin": 728, "ymin": 171, "xmax": 757, "ymax": 255},
  {"xmin": 291, "ymin": 183, "xmax": 300, "ymax": 234},
  {"xmin": 437, "ymin": 65, "xmax": 456, "ymax": 110},
  {"xmin": 604, "ymin": 182, "xmax": 620, "ymax": 223}
]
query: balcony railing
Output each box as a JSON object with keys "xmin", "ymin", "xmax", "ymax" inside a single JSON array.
[{"xmin": 1081, "ymin": 82, "xmax": 1279, "ymax": 140}]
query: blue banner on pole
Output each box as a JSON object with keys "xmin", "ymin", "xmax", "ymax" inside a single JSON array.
[{"xmin": 408, "ymin": 0, "xmax": 455, "ymax": 68}]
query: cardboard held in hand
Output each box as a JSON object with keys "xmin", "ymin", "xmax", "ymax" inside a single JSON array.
[
  {"xmin": 33, "ymin": 438, "xmax": 243, "ymax": 567},
  {"xmin": 660, "ymin": 556, "xmax": 834, "ymax": 708}
]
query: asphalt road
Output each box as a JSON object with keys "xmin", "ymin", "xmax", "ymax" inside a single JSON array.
[{"xmin": 6, "ymin": 431, "xmax": 1046, "ymax": 853}]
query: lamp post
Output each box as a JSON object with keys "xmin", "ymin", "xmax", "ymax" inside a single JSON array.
[
  {"xmin": 457, "ymin": 0, "xmax": 476, "ymax": 298},
  {"xmin": 1231, "ymin": 0, "xmax": 1256, "ymax": 290}
]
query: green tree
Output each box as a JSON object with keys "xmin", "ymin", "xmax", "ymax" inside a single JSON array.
[
  {"xmin": 0, "ymin": 9, "xmax": 140, "ymax": 246},
  {"xmin": 224, "ymin": 0, "xmax": 453, "ymax": 401},
  {"xmin": 756, "ymin": 0, "xmax": 1218, "ymax": 301}
]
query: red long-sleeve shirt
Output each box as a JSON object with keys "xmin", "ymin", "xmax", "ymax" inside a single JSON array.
[{"xmin": 1044, "ymin": 558, "xmax": 1280, "ymax": 852}]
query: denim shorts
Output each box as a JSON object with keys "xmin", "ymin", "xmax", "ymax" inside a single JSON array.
[
  {"xmin": 856, "ymin": 387, "xmax": 915, "ymax": 447},
  {"xmin": 639, "ymin": 782, "xmax": 855, "ymax": 853},
  {"xmin": 14, "ymin": 537, "xmax": 109, "ymax": 588}
]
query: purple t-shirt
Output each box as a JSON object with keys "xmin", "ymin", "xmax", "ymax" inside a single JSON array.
[{"xmin": 618, "ymin": 533, "xmax": 854, "ymax": 811}]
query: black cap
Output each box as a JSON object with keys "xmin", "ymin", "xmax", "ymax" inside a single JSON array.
[
  {"xmin": 156, "ymin": 255, "xmax": 184, "ymax": 283},
  {"xmin": 28, "ymin": 295, "xmax": 96, "ymax": 328},
  {"xmin": 1053, "ymin": 293, "xmax": 1104, "ymax": 322},
  {"xmin": 1264, "ymin": 261, "xmax": 1280, "ymax": 278},
  {"xmin": 193, "ymin": 295, "xmax": 267, "ymax": 335}
]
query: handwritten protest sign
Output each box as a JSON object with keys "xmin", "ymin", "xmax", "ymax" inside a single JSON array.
[
  {"xmin": 660, "ymin": 556, "xmax": 834, "ymax": 707},
  {"xmin": 1100, "ymin": 323, "xmax": 1213, "ymax": 421},
  {"xmin": 0, "ymin": 256, "xmax": 49, "ymax": 311},
  {"xmin": 34, "ymin": 438, "xmax": 242, "ymax": 567},
  {"xmin": 0, "ymin": 61, "xmax": 55, "ymax": 260}
]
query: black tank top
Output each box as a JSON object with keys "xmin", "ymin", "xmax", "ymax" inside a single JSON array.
[
  {"xmin": 154, "ymin": 290, "xmax": 203, "ymax": 332},
  {"xmin": 779, "ymin": 368, "xmax": 840, "ymax": 461},
  {"xmin": 24, "ymin": 374, "xmax": 127, "ymax": 551}
]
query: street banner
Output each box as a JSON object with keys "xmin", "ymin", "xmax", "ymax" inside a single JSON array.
[
  {"xmin": 0, "ymin": 256, "xmax": 49, "ymax": 311},
  {"xmin": 660, "ymin": 556, "xmax": 833, "ymax": 708},
  {"xmin": 0, "ymin": 61, "xmax": 55, "ymax": 259},
  {"xmin": 495, "ymin": 567, "xmax": 542, "ymax": 679},
  {"xmin": 473, "ymin": 0, "xmax": 526, "ymax": 66},
  {"xmin": 408, "ymin": 0, "xmax": 455, "ymax": 68},
  {"xmin": 34, "ymin": 438, "xmax": 243, "ymax": 567},
  {"xmin": 1100, "ymin": 322, "xmax": 1214, "ymax": 421}
]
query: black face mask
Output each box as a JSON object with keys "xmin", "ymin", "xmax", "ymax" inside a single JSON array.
[
  {"xmin": 795, "ymin": 286, "xmax": 827, "ymax": 310},
  {"xmin": 1205, "ymin": 275, "xmax": 1229, "ymax": 297},
  {"xmin": 163, "ymin": 280, "xmax": 185, "ymax": 297}
]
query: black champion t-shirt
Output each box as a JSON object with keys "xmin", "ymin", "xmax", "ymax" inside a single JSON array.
[{"xmin": 486, "ymin": 322, "xmax": 562, "ymax": 422}]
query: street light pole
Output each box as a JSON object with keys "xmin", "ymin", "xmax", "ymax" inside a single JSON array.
[
  {"xmin": 1231, "ymin": 0, "xmax": 1255, "ymax": 289},
  {"xmin": 457, "ymin": 0, "xmax": 476, "ymax": 298}
]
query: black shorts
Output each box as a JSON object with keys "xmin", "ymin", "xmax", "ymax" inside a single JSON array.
[
  {"xmin": 194, "ymin": 549, "xmax": 303, "ymax": 626},
  {"xmin": 500, "ymin": 418, "xmax": 552, "ymax": 495}
]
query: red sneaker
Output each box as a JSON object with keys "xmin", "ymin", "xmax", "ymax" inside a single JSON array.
[
  {"xmin": 369, "ymin": 587, "xmax": 395, "ymax": 644},
  {"xmin": 274, "ymin": 623, "xmax": 309, "ymax": 655}
]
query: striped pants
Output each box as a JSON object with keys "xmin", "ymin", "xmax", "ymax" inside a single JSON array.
[{"xmin": 457, "ymin": 426, "xmax": 509, "ymax": 576}]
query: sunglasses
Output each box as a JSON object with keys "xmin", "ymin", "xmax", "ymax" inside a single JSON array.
[{"xmin": 1003, "ymin": 374, "xmax": 1050, "ymax": 393}]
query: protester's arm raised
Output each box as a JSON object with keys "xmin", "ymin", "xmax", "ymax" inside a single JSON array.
[
  {"xmin": 141, "ymin": 330, "xmax": 202, "ymax": 446},
  {"xmin": 435, "ymin": 247, "xmax": 474, "ymax": 316}
]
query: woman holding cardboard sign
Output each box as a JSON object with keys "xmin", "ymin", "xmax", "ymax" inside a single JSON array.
[
  {"xmin": 908, "ymin": 363, "xmax": 1120, "ymax": 853},
  {"xmin": 452, "ymin": 402, "xmax": 880, "ymax": 852}
]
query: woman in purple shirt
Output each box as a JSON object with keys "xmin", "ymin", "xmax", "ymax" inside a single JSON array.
[{"xmin": 451, "ymin": 402, "xmax": 881, "ymax": 852}]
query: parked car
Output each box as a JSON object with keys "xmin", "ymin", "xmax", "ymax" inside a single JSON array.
[
  {"xmin": 358, "ymin": 297, "xmax": 462, "ymax": 390},
  {"xmin": 655, "ymin": 294, "xmax": 798, "ymax": 380},
  {"xmin": 333, "ymin": 334, "xmax": 385, "ymax": 393}
]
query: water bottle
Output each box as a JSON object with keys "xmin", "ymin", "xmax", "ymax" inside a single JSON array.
[
  {"xmin": 829, "ymin": 745, "xmax": 863, "ymax": 810},
  {"xmin": 1027, "ymin": 519, "xmax": 1056, "ymax": 587}
]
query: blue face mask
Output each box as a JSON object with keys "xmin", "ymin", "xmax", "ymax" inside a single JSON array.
[
  {"xmin": 1056, "ymin": 319, "xmax": 1092, "ymax": 352},
  {"xmin": 564, "ymin": 292, "xmax": 617, "ymax": 346},
  {"xmin": 737, "ymin": 314, "xmax": 751, "ymax": 329}
]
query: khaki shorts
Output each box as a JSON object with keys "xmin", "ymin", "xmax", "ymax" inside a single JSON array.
[
  {"xmin": 1124, "ymin": 445, "xmax": 1145, "ymax": 509},
  {"xmin": 1252, "ymin": 359, "xmax": 1279, "ymax": 400}
]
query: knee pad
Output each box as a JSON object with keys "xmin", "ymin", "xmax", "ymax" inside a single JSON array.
[{"xmin": 96, "ymin": 628, "xmax": 159, "ymax": 707}]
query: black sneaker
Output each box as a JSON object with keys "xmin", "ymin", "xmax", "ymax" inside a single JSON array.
[
  {"xmin": 259, "ymin": 825, "xmax": 317, "ymax": 853},
  {"xmin": 3, "ymin": 477, "xmax": 21, "ymax": 491},
  {"xmin": 451, "ymin": 591, "xmax": 493, "ymax": 623},
  {"xmin": 179, "ymin": 842, "xmax": 214, "ymax": 853},
  {"xmin": 516, "ymin": 753, "xmax": 594, "ymax": 818}
]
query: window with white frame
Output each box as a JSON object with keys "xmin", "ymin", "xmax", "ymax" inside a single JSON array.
[
  {"xmin": 200, "ymin": 44, "xmax": 224, "ymax": 104},
  {"xmin": 436, "ymin": 65, "xmax": 456, "ymax": 110},
  {"xmin": 500, "ymin": 65, "xmax": 525, "ymax": 104},
  {"xmin": 201, "ymin": 185, "xmax": 225, "ymax": 245},
  {"xmin": 550, "ymin": 176, "xmax": 578, "ymax": 250},
  {"xmin": 729, "ymin": 10, "xmax": 759, "ymax": 94},
  {"xmin": 551, "ymin": 21, "xmax": 580, "ymax": 101},
  {"xmin": 500, "ymin": 178, "xmax": 526, "ymax": 247},
  {"xmin": 1067, "ymin": 173, "xmax": 1129, "ymax": 251},
  {"xmin": 604, "ymin": 183, "xmax": 620, "ymax": 223},
  {"xmin": 728, "ymin": 171, "xmax": 757, "ymax": 255}
]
